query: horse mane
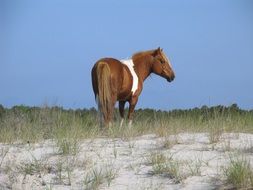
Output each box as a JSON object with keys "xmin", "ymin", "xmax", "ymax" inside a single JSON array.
[{"xmin": 131, "ymin": 49, "xmax": 155, "ymax": 60}]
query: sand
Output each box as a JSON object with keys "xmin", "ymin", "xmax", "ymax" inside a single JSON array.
[{"xmin": 1, "ymin": 133, "xmax": 253, "ymax": 189}]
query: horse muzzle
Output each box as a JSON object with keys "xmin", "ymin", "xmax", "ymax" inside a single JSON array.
[{"xmin": 167, "ymin": 75, "xmax": 175, "ymax": 82}]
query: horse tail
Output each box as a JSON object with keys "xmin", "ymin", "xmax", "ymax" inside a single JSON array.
[{"xmin": 96, "ymin": 62, "xmax": 112, "ymax": 124}]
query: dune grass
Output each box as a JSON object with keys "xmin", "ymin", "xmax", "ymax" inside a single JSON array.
[
  {"xmin": 83, "ymin": 165, "xmax": 118, "ymax": 189},
  {"xmin": 146, "ymin": 151, "xmax": 183, "ymax": 183},
  {"xmin": 0, "ymin": 104, "xmax": 253, "ymax": 189},
  {"xmin": 223, "ymin": 155, "xmax": 253, "ymax": 189},
  {"xmin": 0, "ymin": 104, "xmax": 252, "ymax": 143}
]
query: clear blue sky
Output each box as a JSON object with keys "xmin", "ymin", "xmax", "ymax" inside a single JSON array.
[{"xmin": 1, "ymin": 0, "xmax": 253, "ymax": 110}]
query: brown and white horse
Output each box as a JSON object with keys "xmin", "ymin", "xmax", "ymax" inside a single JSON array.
[{"xmin": 91, "ymin": 47, "xmax": 175, "ymax": 127}]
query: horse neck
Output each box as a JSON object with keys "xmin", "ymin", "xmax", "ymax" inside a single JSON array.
[{"xmin": 132, "ymin": 55, "xmax": 153, "ymax": 82}]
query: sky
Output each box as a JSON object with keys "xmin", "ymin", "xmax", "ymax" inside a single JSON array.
[{"xmin": 1, "ymin": 0, "xmax": 253, "ymax": 110}]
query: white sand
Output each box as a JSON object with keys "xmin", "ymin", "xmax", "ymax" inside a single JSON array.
[{"xmin": 1, "ymin": 133, "xmax": 253, "ymax": 189}]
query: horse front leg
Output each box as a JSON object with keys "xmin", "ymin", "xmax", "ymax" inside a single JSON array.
[
  {"xmin": 119, "ymin": 101, "xmax": 126, "ymax": 127},
  {"xmin": 127, "ymin": 96, "xmax": 138, "ymax": 127}
]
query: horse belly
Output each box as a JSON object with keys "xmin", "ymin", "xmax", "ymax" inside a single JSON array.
[{"xmin": 117, "ymin": 89, "xmax": 131, "ymax": 101}]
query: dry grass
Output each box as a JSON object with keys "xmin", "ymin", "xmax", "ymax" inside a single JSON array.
[
  {"xmin": 56, "ymin": 138, "xmax": 80, "ymax": 155},
  {"xmin": 83, "ymin": 165, "xmax": 118, "ymax": 189},
  {"xmin": 223, "ymin": 155, "xmax": 253, "ymax": 189},
  {"xmin": 0, "ymin": 104, "xmax": 252, "ymax": 143},
  {"xmin": 147, "ymin": 152, "xmax": 183, "ymax": 183}
]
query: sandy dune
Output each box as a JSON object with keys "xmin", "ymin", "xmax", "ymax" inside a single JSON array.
[{"xmin": 1, "ymin": 133, "xmax": 253, "ymax": 189}]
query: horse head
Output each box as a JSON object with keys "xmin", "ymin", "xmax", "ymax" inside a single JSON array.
[{"xmin": 151, "ymin": 47, "xmax": 175, "ymax": 82}]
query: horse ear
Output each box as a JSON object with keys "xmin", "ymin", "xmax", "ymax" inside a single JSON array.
[
  {"xmin": 158, "ymin": 47, "xmax": 164, "ymax": 52},
  {"xmin": 153, "ymin": 47, "xmax": 161, "ymax": 57}
]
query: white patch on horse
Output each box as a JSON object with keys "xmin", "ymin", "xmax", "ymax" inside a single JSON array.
[{"xmin": 121, "ymin": 59, "xmax": 138, "ymax": 95}]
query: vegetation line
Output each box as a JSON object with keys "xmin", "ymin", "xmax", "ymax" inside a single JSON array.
[{"xmin": 0, "ymin": 104, "xmax": 252, "ymax": 143}]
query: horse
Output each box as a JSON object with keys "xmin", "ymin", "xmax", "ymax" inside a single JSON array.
[{"xmin": 91, "ymin": 47, "xmax": 175, "ymax": 127}]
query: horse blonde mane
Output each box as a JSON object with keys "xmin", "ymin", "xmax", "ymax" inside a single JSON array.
[{"xmin": 132, "ymin": 49, "xmax": 156, "ymax": 60}]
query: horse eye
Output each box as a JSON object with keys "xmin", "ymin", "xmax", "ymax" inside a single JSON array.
[{"xmin": 160, "ymin": 60, "xmax": 165, "ymax": 64}]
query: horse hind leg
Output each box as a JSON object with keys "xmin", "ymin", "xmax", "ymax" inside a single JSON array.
[{"xmin": 119, "ymin": 101, "xmax": 126, "ymax": 128}]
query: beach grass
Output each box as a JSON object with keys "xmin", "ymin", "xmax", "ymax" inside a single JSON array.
[{"xmin": 0, "ymin": 104, "xmax": 252, "ymax": 143}]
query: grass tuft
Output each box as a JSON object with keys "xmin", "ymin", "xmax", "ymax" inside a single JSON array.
[
  {"xmin": 147, "ymin": 152, "xmax": 182, "ymax": 183},
  {"xmin": 83, "ymin": 166, "xmax": 118, "ymax": 189},
  {"xmin": 223, "ymin": 156, "xmax": 253, "ymax": 189},
  {"xmin": 56, "ymin": 138, "xmax": 80, "ymax": 155}
]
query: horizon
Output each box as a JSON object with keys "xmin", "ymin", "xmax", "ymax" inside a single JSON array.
[{"xmin": 1, "ymin": 0, "xmax": 253, "ymax": 110}]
